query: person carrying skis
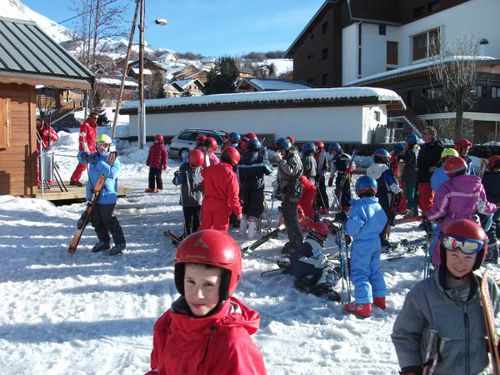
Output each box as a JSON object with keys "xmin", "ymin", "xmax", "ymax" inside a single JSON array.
[
  {"xmin": 201, "ymin": 137, "xmax": 220, "ymax": 168},
  {"xmin": 145, "ymin": 134, "xmax": 168, "ymax": 193},
  {"xmin": 238, "ymin": 137, "xmax": 273, "ymax": 240},
  {"xmin": 366, "ymin": 148, "xmax": 402, "ymax": 248},
  {"xmin": 36, "ymin": 117, "xmax": 59, "ymax": 187},
  {"xmin": 70, "ymin": 111, "xmax": 99, "ymax": 186},
  {"xmin": 199, "ymin": 147, "xmax": 242, "ymax": 232},
  {"xmin": 171, "ymin": 149, "xmax": 204, "ymax": 237},
  {"xmin": 77, "ymin": 134, "xmax": 126, "ymax": 255},
  {"xmin": 481, "ymin": 156, "xmax": 500, "ymax": 263},
  {"xmin": 392, "ymin": 219, "xmax": 499, "ymax": 375},
  {"xmin": 301, "ymin": 142, "xmax": 317, "ymax": 184},
  {"xmin": 400, "ymin": 134, "xmax": 419, "ymax": 218},
  {"xmin": 454, "ymin": 137, "xmax": 475, "ymax": 175},
  {"xmin": 427, "ymin": 156, "xmax": 496, "ymax": 266},
  {"xmin": 145, "ymin": 230, "xmax": 267, "ymax": 375},
  {"xmin": 328, "ymin": 142, "xmax": 354, "ymax": 213},
  {"xmin": 275, "ymin": 136, "xmax": 304, "ymax": 254},
  {"xmin": 314, "ymin": 140, "xmax": 329, "ymax": 214},
  {"xmin": 341, "ymin": 175, "xmax": 388, "ymax": 318}
]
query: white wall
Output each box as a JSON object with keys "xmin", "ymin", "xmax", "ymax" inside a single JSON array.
[
  {"xmin": 342, "ymin": 23, "xmax": 359, "ymax": 85},
  {"xmin": 361, "ymin": 105, "xmax": 388, "ymax": 143},
  {"xmin": 127, "ymin": 105, "xmax": 389, "ymax": 143}
]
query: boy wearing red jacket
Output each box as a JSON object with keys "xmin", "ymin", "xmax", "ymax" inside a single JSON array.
[
  {"xmin": 145, "ymin": 230, "xmax": 267, "ymax": 375},
  {"xmin": 70, "ymin": 111, "xmax": 98, "ymax": 186},
  {"xmin": 145, "ymin": 134, "xmax": 168, "ymax": 193},
  {"xmin": 199, "ymin": 147, "xmax": 242, "ymax": 232}
]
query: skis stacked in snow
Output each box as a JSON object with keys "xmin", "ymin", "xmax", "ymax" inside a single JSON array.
[
  {"xmin": 394, "ymin": 215, "xmax": 423, "ymax": 225},
  {"xmin": 68, "ymin": 152, "xmax": 117, "ymax": 254},
  {"xmin": 381, "ymin": 238, "xmax": 425, "ymax": 261},
  {"xmin": 241, "ymin": 224, "xmax": 286, "ymax": 256},
  {"xmin": 479, "ymin": 268, "xmax": 500, "ymax": 374}
]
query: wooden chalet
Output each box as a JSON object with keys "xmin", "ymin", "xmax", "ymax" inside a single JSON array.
[{"xmin": 0, "ymin": 17, "xmax": 94, "ymax": 197}]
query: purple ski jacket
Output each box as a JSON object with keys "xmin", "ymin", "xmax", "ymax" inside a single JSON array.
[{"xmin": 427, "ymin": 174, "xmax": 496, "ymax": 228}]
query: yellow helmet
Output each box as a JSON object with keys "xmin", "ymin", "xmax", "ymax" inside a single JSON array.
[
  {"xmin": 95, "ymin": 134, "xmax": 112, "ymax": 145},
  {"xmin": 441, "ymin": 148, "xmax": 459, "ymax": 159}
]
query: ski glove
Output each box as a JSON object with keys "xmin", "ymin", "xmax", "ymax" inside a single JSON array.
[
  {"xmin": 193, "ymin": 172, "xmax": 203, "ymax": 184},
  {"xmin": 476, "ymin": 199, "xmax": 487, "ymax": 214},
  {"xmin": 334, "ymin": 211, "xmax": 347, "ymax": 222},
  {"xmin": 393, "ymin": 192, "xmax": 402, "ymax": 206}
]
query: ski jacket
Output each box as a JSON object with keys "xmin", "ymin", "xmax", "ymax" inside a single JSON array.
[
  {"xmin": 401, "ymin": 144, "xmax": 418, "ymax": 185},
  {"xmin": 427, "ymin": 175, "xmax": 496, "ymax": 227},
  {"xmin": 417, "ymin": 139, "xmax": 444, "ymax": 183},
  {"xmin": 345, "ymin": 197, "xmax": 387, "ymax": 241},
  {"xmin": 146, "ymin": 143, "xmax": 168, "ymax": 170},
  {"xmin": 298, "ymin": 175, "xmax": 316, "ymax": 220},
  {"xmin": 329, "ymin": 152, "xmax": 352, "ymax": 182},
  {"xmin": 173, "ymin": 162, "xmax": 203, "ymax": 207},
  {"xmin": 315, "ymin": 150, "xmax": 328, "ymax": 177},
  {"xmin": 201, "ymin": 162, "xmax": 242, "ymax": 217},
  {"xmin": 482, "ymin": 170, "xmax": 500, "ymax": 206},
  {"xmin": 37, "ymin": 122, "xmax": 59, "ymax": 151},
  {"xmin": 78, "ymin": 151, "xmax": 121, "ymax": 205},
  {"xmin": 148, "ymin": 297, "xmax": 266, "ymax": 375},
  {"xmin": 367, "ymin": 163, "xmax": 402, "ymax": 210},
  {"xmin": 203, "ymin": 152, "xmax": 220, "ymax": 168},
  {"xmin": 238, "ymin": 150, "xmax": 273, "ymax": 191},
  {"xmin": 302, "ymin": 154, "xmax": 317, "ymax": 182},
  {"xmin": 430, "ymin": 166, "xmax": 449, "ymax": 193},
  {"xmin": 78, "ymin": 117, "xmax": 98, "ymax": 153},
  {"xmin": 278, "ymin": 148, "xmax": 303, "ymax": 202},
  {"xmin": 392, "ymin": 266, "xmax": 499, "ymax": 375}
]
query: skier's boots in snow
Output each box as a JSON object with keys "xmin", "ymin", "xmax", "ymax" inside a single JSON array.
[
  {"xmin": 92, "ymin": 241, "xmax": 110, "ymax": 253},
  {"xmin": 373, "ymin": 297, "xmax": 386, "ymax": 310},
  {"xmin": 144, "ymin": 188, "xmax": 155, "ymax": 193},
  {"xmin": 110, "ymin": 243, "xmax": 126, "ymax": 255},
  {"xmin": 343, "ymin": 302, "xmax": 372, "ymax": 318}
]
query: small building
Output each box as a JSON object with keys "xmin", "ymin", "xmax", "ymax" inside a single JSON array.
[
  {"xmin": 235, "ymin": 78, "xmax": 311, "ymax": 93},
  {"xmin": 95, "ymin": 75, "xmax": 138, "ymax": 107},
  {"xmin": 0, "ymin": 17, "xmax": 94, "ymax": 197},
  {"xmin": 170, "ymin": 79, "xmax": 204, "ymax": 96}
]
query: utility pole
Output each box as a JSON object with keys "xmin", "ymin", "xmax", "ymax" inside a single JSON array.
[{"xmin": 138, "ymin": 0, "xmax": 146, "ymax": 149}]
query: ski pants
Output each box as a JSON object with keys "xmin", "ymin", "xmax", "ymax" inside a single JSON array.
[
  {"xmin": 183, "ymin": 206, "xmax": 201, "ymax": 235},
  {"xmin": 299, "ymin": 186, "xmax": 316, "ymax": 222},
  {"xmin": 91, "ymin": 203, "xmax": 126, "ymax": 246},
  {"xmin": 350, "ymin": 238, "xmax": 386, "ymax": 304},
  {"xmin": 418, "ymin": 182, "xmax": 434, "ymax": 214},
  {"xmin": 281, "ymin": 197, "xmax": 303, "ymax": 251},
  {"xmin": 148, "ymin": 167, "xmax": 163, "ymax": 190},
  {"xmin": 315, "ymin": 175, "xmax": 329, "ymax": 210},
  {"xmin": 240, "ymin": 186, "xmax": 265, "ymax": 218},
  {"xmin": 404, "ymin": 181, "xmax": 418, "ymax": 212},
  {"xmin": 70, "ymin": 162, "xmax": 87, "ymax": 183},
  {"xmin": 378, "ymin": 191, "xmax": 393, "ymax": 242},
  {"xmin": 200, "ymin": 198, "xmax": 232, "ymax": 232},
  {"xmin": 335, "ymin": 175, "xmax": 352, "ymax": 211},
  {"xmin": 396, "ymin": 181, "xmax": 407, "ymax": 214}
]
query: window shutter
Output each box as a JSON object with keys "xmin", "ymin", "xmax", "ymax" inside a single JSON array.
[{"xmin": 0, "ymin": 98, "xmax": 11, "ymax": 149}]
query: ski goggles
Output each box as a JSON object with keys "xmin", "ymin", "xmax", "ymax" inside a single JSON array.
[
  {"xmin": 96, "ymin": 141, "xmax": 110, "ymax": 147},
  {"xmin": 439, "ymin": 234, "xmax": 484, "ymax": 254}
]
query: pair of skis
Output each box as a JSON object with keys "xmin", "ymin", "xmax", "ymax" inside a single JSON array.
[{"xmin": 67, "ymin": 152, "xmax": 117, "ymax": 254}]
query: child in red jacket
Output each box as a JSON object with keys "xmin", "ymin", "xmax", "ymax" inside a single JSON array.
[
  {"xmin": 145, "ymin": 230, "xmax": 267, "ymax": 375},
  {"xmin": 145, "ymin": 134, "xmax": 168, "ymax": 193}
]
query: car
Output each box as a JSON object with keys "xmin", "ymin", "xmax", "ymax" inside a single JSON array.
[{"xmin": 168, "ymin": 128, "xmax": 226, "ymax": 159}]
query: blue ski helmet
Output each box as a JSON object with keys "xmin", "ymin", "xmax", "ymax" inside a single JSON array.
[
  {"xmin": 394, "ymin": 142, "xmax": 405, "ymax": 151},
  {"xmin": 248, "ymin": 137, "xmax": 261, "ymax": 151},
  {"xmin": 302, "ymin": 142, "xmax": 317, "ymax": 154},
  {"xmin": 355, "ymin": 175, "xmax": 378, "ymax": 196},
  {"xmin": 329, "ymin": 142, "xmax": 342, "ymax": 153},
  {"xmin": 275, "ymin": 137, "xmax": 292, "ymax": 151},
  {"xmin": 373, "ymin": 148, "xmax": 391, "ymax": 163},
  {"xmin": 229, "ymin": 132, "xmax": 241, "ymax": 142},
  {"xmin": 405, "ymin": 134, "xmax": 418, "ymax": 145}
]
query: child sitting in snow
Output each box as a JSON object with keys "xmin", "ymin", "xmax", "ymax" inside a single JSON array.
[
  {"xmin": 341, "ymin": 175, "xmax": 388, "ymax": 318},
  {"xmin": 145, "ymin": 230, "xmax": 267, "ymax": 375},
  {"xmin": 145, "ymin": 134, "xmax": 168, "ymax": 193}
]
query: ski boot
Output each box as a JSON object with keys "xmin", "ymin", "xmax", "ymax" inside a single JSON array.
[
  {"xmin": 276, "ymin": 256, "xmax": 291, "ymax": 269},
  {"xmin": 110, "ymin": 243, "xmax": 126, "ymax": 255},
  {"xmin": 92, "ymin": 241, "xmax": 110, "ymax": 253},
  {"xmin": 343, "ymin": 302, "xmax": 372, "ymax": 318},
  {"xmin": 144, "ymin": 188, "xmax": 155, "ymax": 193},
  {"xmin": 154, "ymin": 189, "xmax": 162, "ymax": 193},
  {"xmin": 311, "ymin": 282, "xmax": 341, "ymax": 302},
  {"xmin": 373, "ymin": 297, "xmax": 386, "ymax": 310}
]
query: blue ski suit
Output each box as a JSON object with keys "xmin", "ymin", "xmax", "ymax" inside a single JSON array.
[{"xmin": 345, "ymin": 196, "xmax": 388, "ymax": 304}]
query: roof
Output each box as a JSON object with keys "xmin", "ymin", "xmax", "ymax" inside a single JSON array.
[
  {"xmin": 171, "ymin": 79, "xmax": 204, "ymax": 90},
  {"xmin": 236, "ymin": 78, "xmax": 311, "ymax": 91},
  {"xmin": 96, "ymin": 75, "xmax": 138, "ymax": 88},
  {"xmin": 0, "ymin": 17, "xmax": 94, "ymax": 90},
  {"xmin": 120, "ymin": 87, "xmax": 406, "ymax": 114}
]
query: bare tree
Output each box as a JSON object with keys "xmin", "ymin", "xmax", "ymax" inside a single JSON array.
[{"xmin": 428, "ymin": 34, "xmax": 480, "ymax": 138}]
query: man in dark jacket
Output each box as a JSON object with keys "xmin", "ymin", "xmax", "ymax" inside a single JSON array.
[
  {"xmin": 401, "ymin": 134, "xmax": 419, "ymax": 217},
  {"xmin": 275, "ymin": 137, "xmax": 303, "ymax": 253},
  {"xmin": 416, "ymin": 126, "xmax": 444, "ymax": 216},
  {"xmin": 237, "ymin": 138, "xmax": 273, "ymax": 239}
]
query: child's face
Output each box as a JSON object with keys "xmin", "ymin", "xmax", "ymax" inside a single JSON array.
[
  {"xmin": 184, "ymin": 264, "xmax": 222, "ymax": 317},
  {"xmin": 446, "ymin": 249, "xmax": 476, "ymax": 278}
]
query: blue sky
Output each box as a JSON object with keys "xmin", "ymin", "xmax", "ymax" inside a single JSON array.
[{"xmin": 23, "ymin": 0, "xmax": 325, "ymax": 56}]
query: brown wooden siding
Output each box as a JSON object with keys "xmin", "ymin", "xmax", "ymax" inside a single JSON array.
[{"xmin": 0, "ymin": 83, "xmax": 36, "ymax": 197}]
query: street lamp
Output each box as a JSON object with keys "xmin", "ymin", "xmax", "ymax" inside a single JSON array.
[{"xmin": 138, "ymin": 1, "xmax": 167, "ymax": 149}]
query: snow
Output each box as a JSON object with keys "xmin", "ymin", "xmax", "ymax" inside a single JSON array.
[
  {"xmin": 122, "ymin": 87, "xmax": 406, "ymax": 111},
  {"xmin": 246, "ymin": 78, "xmax": 311, "ymax": 91},
  {"xmin": 1, "ymin": 133, "xmax": 498, "ymax": 374},
  {"xmin": 97, "ymin": 77, "xmax": 139, "ymax": 88}
]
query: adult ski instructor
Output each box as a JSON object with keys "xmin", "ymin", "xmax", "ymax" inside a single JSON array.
[{"xmin": 70, "ymin": 111, "xmax": 99, "ymax": 186}]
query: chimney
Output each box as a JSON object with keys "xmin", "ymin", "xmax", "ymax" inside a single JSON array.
[{"xmin": 479, "ymin": 38, "xmax": 489, "ymax": 57}]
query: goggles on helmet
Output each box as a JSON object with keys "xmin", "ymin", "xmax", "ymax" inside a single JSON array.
[{"xmin": 440, "ymin": 233, "xmax": 484, "ymax": 254}]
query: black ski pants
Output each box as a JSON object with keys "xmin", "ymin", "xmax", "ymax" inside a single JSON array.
[
  {"xmin": 241, "ymin": 186, "xmax": 265, "ymax": 218},
  {"xmin": 281, "ymin": 197, "xmax": 303, "ymax": 251},
  {"xmin": 91, "ymin": 203, "xmax": 126, "ymax": 246},
  {"xmin": 148, "ymin": 167, "xmax": 163, "ymax": 190},
  {"xmin": 183, "ymin": 206, "xmax": 201, "ymax": 235},
  {"xmin": 315, "ymin": 175, "xmax": 329, "ymax": 210}
]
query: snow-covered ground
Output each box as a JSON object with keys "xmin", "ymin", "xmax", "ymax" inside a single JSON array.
[{"xmin": 0, "ymin": 132, "xmax": 498, "ymax": 374}]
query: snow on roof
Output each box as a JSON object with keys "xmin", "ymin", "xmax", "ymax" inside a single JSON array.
[
  {"xmin": 131, "ymin": 68, "xmax": 152, "ymax": 75},
  {"xmin": 246, "ymin": 78, "xmax": 310, "ymax": 91},
  {"xmin": 346, "ymin": 55, "xmax": 500, "ymax": 86},
  {"xmin": 171, "ymin": 79, "xmax": 203, "ymax": 89},
  {"xmin": 121, "ymin": 87, "xmax": 405, "ymax": 111},
  {"xmin": 97, "ymin": 77, "xmax": 138, "ymax": 87}
]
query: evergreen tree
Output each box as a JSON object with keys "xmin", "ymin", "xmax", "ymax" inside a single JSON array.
[{"xmin": 203, "ymin": 56, "xmax": 239, "ymax": 94}]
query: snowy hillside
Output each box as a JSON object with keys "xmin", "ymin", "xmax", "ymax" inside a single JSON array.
[{"xmin": 1, "ymin": 132, "xmax": 498, "ymax": 374}]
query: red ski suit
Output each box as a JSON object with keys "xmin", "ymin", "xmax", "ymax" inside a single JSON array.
[
  {"xmin": 200, "ymin": 162, "xmax": 242, "ymax": 231},
  {"xmin": 146, "ymin": 143, "xmax": 168, "ymax": 170},
  {"xmin": 298, "ymin": 175, "xmax": 316, "ymax": 222},
  {"xmin": 146, "ymin": 297, "xmax": 267, "ymax": 375},
  {"xmin": 70, "ymin": 117, "xmax": 98, "ymax": 183}
]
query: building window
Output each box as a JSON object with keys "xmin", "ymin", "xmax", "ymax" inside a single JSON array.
[
  {"xmin": 492, "ymin": 87, "xmax": 500, "ymax": 98},
  {"xmin": 374, "ymin": 111, "xmax": 381, "ymax": 122},
  {"xmin": 412, "ymin": 28, "xmax": 440, "ymax": 61},
  {"xmin": 413, "ymin": 6, "xmax": 425, "ymax": 18},
  {"xmin": 387, "ymin": 41, "xmax": 398, "ymax": 65},
  {"xmin": 307, "ymin": 54, "xmax": 314, "ymax": 60},
  {"xmin": 306, "ymin": 78, "xmax": 314, "ymax": 85},
  {"xmin": 422, "ymin": 87, "xmax": 442, "ymax": 99},
  {"xmin": 321, "ymin": 73, "xmax": 328, "ymax": 85},
  {"xmin": 322, "ymin": 22, "xmax": 328, "ymax": 35},
  {"xmin": 322, "ymin": 48, "xmax": 328, "ymax": 60},
  {"xmin": 428, "ymin": 0, "xmax": 440, "ymax": 12},
  {"xmin": 379, "ymin": 24, "xmax": 386, "ymax": 36},
  {"xmin": 475, "ymin": 85, "xmax": 488, "ymax": 98}
]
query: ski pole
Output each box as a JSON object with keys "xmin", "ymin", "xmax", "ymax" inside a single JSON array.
[
  {"xmin": 422, "ymin": 329, "xmax": 437, "ymax": 375},
  {"xmin": 428, "ymin": 337, "xmax": 448, "ymax": 375}
]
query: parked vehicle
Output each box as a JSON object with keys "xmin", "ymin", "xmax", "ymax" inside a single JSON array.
[{"xmin": 168, "ymin": 128, "xmax": 225, "ymax": 159}]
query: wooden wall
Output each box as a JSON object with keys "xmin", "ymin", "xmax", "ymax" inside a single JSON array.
[{"xmin": 0, "ymin": 83, "xmax": 36, "ymax": 197}]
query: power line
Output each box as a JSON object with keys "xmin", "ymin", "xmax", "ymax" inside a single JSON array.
[{"xmin": 50, "ymin": 0, "xmax": 124, "ymax": 27}]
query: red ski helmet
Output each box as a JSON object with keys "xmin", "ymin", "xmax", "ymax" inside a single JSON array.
[
  {"xmin": 246, "ymin": 132, "xmax": 257, "ymax": 139},
  {"xmin": 189, "ymin": 149, "xmax": 204, "ymax": 168},
  {"xmin": 203, "ymin": 137, "xmax": 218, "ymax": 152},
  {"xmin": 488, "ymin": 155, "xmax": 500, "ymax": 171},
  {"xmin": 443, "ymin": 156, "xmax": 467, "ymax": 177},
  {"xmin": 221, "ymin": 147, "xmax": 241, "ymax": 167},
  {"xmin": 286, "ymin": 135, "xmax": 295, "ymax": 145},
  {"xmin": 154, "ymin": 134, "xmax": 164, "ymax": 143},
  {"xmin": 454, "ymin": 138, "xmax": 472, "ymax": 153},
  {"xmin": 314, "ymin": 141, "xmax": 325, "ymax": 151},
  {"xmin": 195, "ymin": 134, "xmax": 207, "ymax": 147},
  {"xmin": 310, "ymin": 221, "xmax": 329, "ymax": 237},
  {"xmin": 439, "ymin": 219, "xmax": 487, "ymax": 271},
  {"xmin": 174, "ymin": 230, "xmax": 242, "ymax": 300}
]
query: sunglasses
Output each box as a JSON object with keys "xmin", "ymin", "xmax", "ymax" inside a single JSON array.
[{"xmin": 440, "ymin": 234, "xmax": 484, "ymax": 254}]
